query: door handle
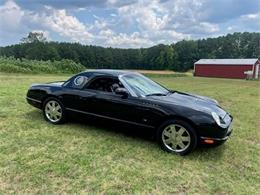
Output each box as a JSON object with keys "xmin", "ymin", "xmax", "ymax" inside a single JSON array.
[
  {"xmin": 137, "ymin": 107, "xmax": 150, "ymax": 111},
  {"xmin": 79, "ymin": 95, "xmax": 96, "ymax": 100}
]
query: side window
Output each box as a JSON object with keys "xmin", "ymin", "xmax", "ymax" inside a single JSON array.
[{"xmin": 86, "ymin": 77, "xmax": 123, "ymax": 93}]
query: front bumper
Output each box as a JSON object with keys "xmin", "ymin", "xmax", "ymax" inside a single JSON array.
[
  {"xmin": 200, "ymin": 120, "xmax": 233, "ymax": 145},
  {"xmin": 26, "ymin": 96, "xmax": 42, "ymax": 109}
]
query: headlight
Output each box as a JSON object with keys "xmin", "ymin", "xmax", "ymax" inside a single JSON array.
[{"xmin": 211, "ymin": 112, "xmax": 221, "ymax": 126}]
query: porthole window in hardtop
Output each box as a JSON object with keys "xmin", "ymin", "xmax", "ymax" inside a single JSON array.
[
  {"xmin": 74, "ymin": 76, "xmax": 86, "ymax": 86},
  {"xmin": 64, "ymin": 72, "xmax": 92, "ymax": 89},
  {"xmin": 72, "ymin": 76, "xmax": 88, "ymax": 88}
]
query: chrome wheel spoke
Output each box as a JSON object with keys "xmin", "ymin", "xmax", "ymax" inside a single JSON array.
[
  {"xmin": 171, "ymin": 142, "xmax": 177, "ymax": 149},
  {"xmin": 163, "ymin": 130, "xmax": 172, "ymax": 137},
  {"xmin": 180, "ymin": 136, "xmax": 190, "ymax": 142},
  {"xmin": 55, "ymin": 105, "xmax": 61, "ymax": 110},
  {"xmin": 165, "ymin": 138, "xmax": 172, "ymax": 144},
  {"xmin": 56, "ymin": 111, "xmax": 62, "ymax": 117},
  {"xmin": 170, "ymin": 126, "xmax": 177, "ymax": 136},
  {"xmin": 53, "ymin": 115, "xmax": 58, "ymax": 120},
  {"xmin": 177, "ymin": 141, "xmax": 185, "ymax": 149},
  {"xmin": 177, "ymin": 127, "xmax": 185, "ymax": 136}
]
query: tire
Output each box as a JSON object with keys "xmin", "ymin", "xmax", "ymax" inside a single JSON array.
[
  {"xmin": 157, "ymin": 119, "xmax": 197, "ymax": 155},
  {"xmin": 43, "ymin": 97, "xmax": 66, "ymax": 124}
]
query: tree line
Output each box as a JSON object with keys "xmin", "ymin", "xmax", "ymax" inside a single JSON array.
[{"xmin": 0, "ymin": 32, "xmax": 259, "ymax": 72}]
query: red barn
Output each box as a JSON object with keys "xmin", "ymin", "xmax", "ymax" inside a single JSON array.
[{"xmin": 194, "ymin": 59, "xmax": 260, "ymax": 79}]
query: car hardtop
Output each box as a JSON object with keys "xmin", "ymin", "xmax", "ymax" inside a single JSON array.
[
  {"xmin": 83, "ymin": 69, "xmax": 136, "ymax": 77},
  {"xmin": 63, "ymin": 69, "xmax": 138, "ymax": 89}
]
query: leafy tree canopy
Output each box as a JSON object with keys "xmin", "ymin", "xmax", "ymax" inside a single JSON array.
[
  {"xmin": 21, "ymin": 32, "xmax": 47, "ymax": 43},
  {"xmin": 0, "ymin": 32, "xmax": 259, "ymax": 72}
]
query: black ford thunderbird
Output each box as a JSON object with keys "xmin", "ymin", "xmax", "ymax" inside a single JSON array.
[{"xmin": 26, "ymin": 70, "xmax": 233, "ymax": 155}]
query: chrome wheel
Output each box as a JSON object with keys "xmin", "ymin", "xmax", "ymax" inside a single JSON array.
[
  {"xmin": 44, "ymin": 100, "xmax": 62, "ymax": 123},
  {"xmin": 162, "ymin": 124, "xmax": 191, "ymax": 152}
]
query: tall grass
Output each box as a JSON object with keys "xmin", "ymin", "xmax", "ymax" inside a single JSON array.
[
  {"xmin": 0, "ymin": 56, "xmax": 85, "ymax": 74},
  {"xmin": 0, "ymin": 74, "xmax": 259, "ymax": 194}
]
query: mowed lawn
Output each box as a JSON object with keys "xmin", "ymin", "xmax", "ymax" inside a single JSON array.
[{"xmin": 0, "ymin": 73, "xmax": 259, "ymax": 194}]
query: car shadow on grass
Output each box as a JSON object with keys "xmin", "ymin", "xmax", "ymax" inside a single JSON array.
[{"xmin": 26, "ymin": 109, "xmax": 226, "ymax": 159}]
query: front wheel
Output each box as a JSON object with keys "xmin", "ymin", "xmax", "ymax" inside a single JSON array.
[
  {"xmin": 43, "ymin": 97, "xmax": 66, "ymax": 124},
  {"xmin": 157, "ymin": 119, "xmax": 197, "ymax": 155}
]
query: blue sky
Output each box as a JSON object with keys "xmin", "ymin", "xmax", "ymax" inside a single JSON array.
[{"xmin": 0, "ymin": 0, "xmax": 259, "ymax": 48}]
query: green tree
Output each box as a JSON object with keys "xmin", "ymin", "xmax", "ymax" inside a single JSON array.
[
  {"xmin": 0, "ymin": 32, "xmax": 259, "ymax": 72},
  {"xmin": 21, "ymin": 32, "xmax": 47, "ymax": 43}
]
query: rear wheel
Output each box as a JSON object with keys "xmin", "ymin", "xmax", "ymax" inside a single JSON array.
[
  {"xmin": 157, "ymin": 119, "xmax": 197, "ymax": 155},
  {"xmin": 43, "ymin": 98, "xmax": 66, "ymax": 124}
]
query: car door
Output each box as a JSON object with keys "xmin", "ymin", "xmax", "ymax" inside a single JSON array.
[
  {"xmin": 74, "ymin": 76, "xmax": 139, "ymax": 126},
  {"xmin": 60, "ymin": 73, "xmax": 96, "ymax": 112},
  {"xmin": 94, "ymin": 92, "xmax": 163, "ymax": 128},
  {"xmin": 92, "ymin": 91, "xmax": 142, "ymax": 124},
  {"xmin": 82, "ymin": 76, "xmax": 163, "ymax": 128}
]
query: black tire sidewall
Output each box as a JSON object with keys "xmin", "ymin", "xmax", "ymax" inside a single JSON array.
[
  {"xmin": 43, "ymin": 97, "xmax": 66, "ymax": 124},
  {"xmin": 157, "ymin": 119, "xmax": 197, "ymax": 155}
]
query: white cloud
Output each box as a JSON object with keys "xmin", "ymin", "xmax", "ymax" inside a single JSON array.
[
  {"xmin": 31, "ymin": 6, "xmax": 93, "ymax": 43},
  {"xmin": 0, "ymin": 0, "xmax": 27, "ymax": 44},
  {"xmin": 115, "ymin": 0, "xmax": 193, "ymax": 45},
  {"xmin": 118, "ymin": 0, "xmax": 168, "ymax": 31},
  {"xmin": 239, "ymin": 12, "xmax": 260, "ymax": 30},
  {"xmin": 0, "ymin": 0, "xmax": 94, "ymax": 44},
  {"xmin": 227, "ymin": 26, "xmax": 233, "ymax": 31},
  {"xmin": 99, "ymin": 29, "xmax": 114, "ymax": 37},
  {"xmin": 197, "ymin": 22, "xmax": 219, "ymax": 33},
  {"xmin": 0, "ymin": 0, "xmax": 151, "ymax": 47},
  {"xmin": 0, "ymin": 0, "xmax": 259, "ymax": 47},
  {"xmin": 99, "ymin": 30, "xmax": 152, "ymax": 47},
  {"xmin": 0, "ymin": 0, "xmax": 24, "ymax": 32},
  {"xmin": 107, "ymin": 32, "xmax": 153, "ymax": 48},
  {"xmin": 240, "ymin": 12, "xmax": 260, "ymax": 21},
  {"xmin": 93, "ymin": 19, "xmax": 108, "ymax": 29},
  {"xmin": 244, "ymin": 14, "xmax": 258, "ymax": 19},
  {"xmin": 224, "ymin": 12, "xmax": 260, "ymax": 33}
]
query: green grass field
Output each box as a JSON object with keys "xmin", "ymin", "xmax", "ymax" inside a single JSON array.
[{"xmin": 0, "ymin": 73, "xmax": 259, "ymax": 194}]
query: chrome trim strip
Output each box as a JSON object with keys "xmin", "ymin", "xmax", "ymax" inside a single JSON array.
[
  {"xmin": 65, "ymin": 107, "xmax": 155, "ymax": 128},
  {"xmin": 227, "ymin": 121, "xmax": 233, "ymax": 134},
  {"xmin": 200, "ymin": 135, "xmax": 230, "ymax": 141},
  {"xmin": 26, "ymin": 97, "xmax": 42, "ymax": 103}
]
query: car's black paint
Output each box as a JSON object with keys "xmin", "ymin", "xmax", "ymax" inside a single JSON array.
[{"xmin": 26, "ymin": 70, "xmax": 233, "ymax": 145}]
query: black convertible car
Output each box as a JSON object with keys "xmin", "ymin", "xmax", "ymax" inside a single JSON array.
[{"xmin": 26, "ymin": 70, "xmax": 233, "ymax": 155}]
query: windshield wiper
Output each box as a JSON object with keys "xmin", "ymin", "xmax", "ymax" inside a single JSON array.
[
  {"xmin": 146, "ymin": 93, "xmax": 168, "ymax": 96},
  {"xmin": 167, "ymin": 90, "xmax": 175, "ymax": 95}
]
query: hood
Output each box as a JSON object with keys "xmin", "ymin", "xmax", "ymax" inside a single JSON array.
[{"xmin": 149, "ymin": 91, "xmax": 227, "ymax": 118}]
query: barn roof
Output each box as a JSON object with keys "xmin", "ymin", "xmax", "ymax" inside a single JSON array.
[{"xmin": 194, "ymin": 59, "xmax": 258, "ymax": 65}]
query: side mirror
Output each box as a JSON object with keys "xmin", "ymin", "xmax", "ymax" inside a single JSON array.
[{"xmin": 115, "ymin": 87, "xmax": 129, "ymax": 98}]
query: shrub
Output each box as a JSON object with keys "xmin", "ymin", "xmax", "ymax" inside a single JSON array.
[{"xmin": 0, "ymin": 56, "xmax": 85, "ymax": 74}]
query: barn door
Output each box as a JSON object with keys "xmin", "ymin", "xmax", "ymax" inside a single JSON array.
[{"xmin": 255, "ymin": 64, "xmax": 259, "ymax": 79}]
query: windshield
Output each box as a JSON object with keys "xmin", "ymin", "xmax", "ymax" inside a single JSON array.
[{"xmin": 120, "ymin": 73, "xmax": 169, "ymax": 97}]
